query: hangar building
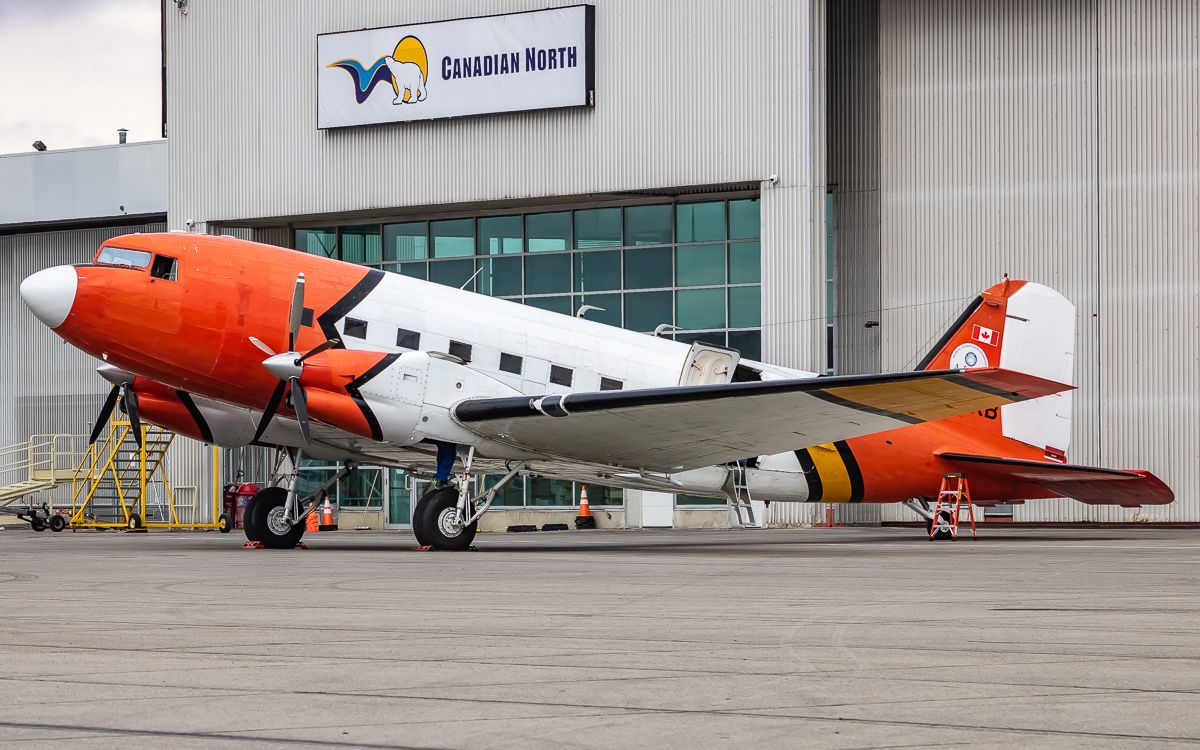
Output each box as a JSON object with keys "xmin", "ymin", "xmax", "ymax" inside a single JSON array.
[{"xmin": 5, "ymin": 0, "xmax": 1196, "ymax": 529}]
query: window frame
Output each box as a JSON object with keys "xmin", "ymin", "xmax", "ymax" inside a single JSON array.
[{"xmin": 343, "ymin": 318, "xmax": 368, "ymax": 339}]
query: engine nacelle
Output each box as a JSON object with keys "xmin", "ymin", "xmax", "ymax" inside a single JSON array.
[{"xmin": 132, "ymin": 377, "xmax": 257, "ymax": 446}]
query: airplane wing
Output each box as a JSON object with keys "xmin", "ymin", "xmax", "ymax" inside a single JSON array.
[
  {"xmin": 938, "ymin": 452, "xmax": 1174, "ymax": 507},
  {"xmin": 453, "ymin": 368, "xmax": 1069, "ymax": 473}
]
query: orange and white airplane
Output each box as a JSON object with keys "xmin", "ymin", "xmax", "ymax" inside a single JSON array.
[{"xmin": 19, "ymin": 233, "xmax": 1172, "ymax": 548}]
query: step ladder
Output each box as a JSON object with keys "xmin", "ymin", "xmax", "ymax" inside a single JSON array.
[
  {"xmin": 929, "ymin": 473, "xmax": 977, "ymax": 541},
  {"xmin": 724, "ymin": 462, "xmax": 757, "ymax": 527}
]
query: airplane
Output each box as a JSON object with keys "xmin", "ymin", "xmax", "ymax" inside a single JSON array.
[{"xmin": 18, "ymin": 233, "xmax": 1172, "ymax": 548}]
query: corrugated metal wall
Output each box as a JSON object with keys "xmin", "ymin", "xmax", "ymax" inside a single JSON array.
[
  {"xmin": 167, "ymin": 0, "xmax": 829, "ymax": 373},
  {"xmin": 876, "ymin": 0, "xmax": 1199, "ymax": 522},
  {"xmin": 1, "ymin": 223, "xmax": 218, "ymax": 518}
]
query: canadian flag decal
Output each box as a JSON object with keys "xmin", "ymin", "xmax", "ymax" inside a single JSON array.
[{"xmin": 971, "ymin": 324, "xmax": 999, "ymax": 347}]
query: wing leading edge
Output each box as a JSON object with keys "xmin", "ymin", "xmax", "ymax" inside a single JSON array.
[{"xmin": 454, "ymin": 368, "xmax": 1071, "ymax": 473}]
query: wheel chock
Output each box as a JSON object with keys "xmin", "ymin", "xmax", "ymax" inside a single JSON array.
[
  {"xmin": 414, "ymin": 545, "xmax": 479, "ymax": 552},
  {"xmin": 294, "ymin": 542, "xmax": 308, "ymax": 549},
  {"xmin": 242, "ymin": 541, "xmax": 266, "ymax": 549}
]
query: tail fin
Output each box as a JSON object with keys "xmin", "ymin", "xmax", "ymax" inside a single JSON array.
[{"xmin": 918, "ymin": 279, "xmax": 1074, "ymax": 457}]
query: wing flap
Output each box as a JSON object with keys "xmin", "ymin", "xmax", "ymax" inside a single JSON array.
[
  {"xmin": 939, "ymin": 452, "xmax": 1174, "ymax": 506},
  {"xmin": 454, "ymin": 368, "xmax": 1069, "ymax": 473}
]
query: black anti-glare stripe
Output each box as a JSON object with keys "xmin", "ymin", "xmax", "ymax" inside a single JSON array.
[
  {"xmin": 915, "ymin": 295, "xmax": 984, "ymax": 371},
  {"xmin": 940, "ymin": 452, "xmax": 1140, "ymax": 478},
  {"xmin": 345, "ymin": 352, "xmax": 400, "ymax": 441},
  {"xmin": 834, "ymin": 441, "xmax": 865, "ymax": 502},
  {"xmin": 317, "ymin": 269, "xmax": 384, "ymax": 348},
  {"xmin": 807, "ymin": 389, "xmax": 924, "ymax": 426},
  {"xmin": 794, "ymin": 449, "xmax": 823, "ymax": 503},
  {"xmin": 454, "ymin": 369, "xmax": 971, "ymax": 423},
  {"xmin": 175, "ymin": 391, "xmax": 213, "ymax": 443}
]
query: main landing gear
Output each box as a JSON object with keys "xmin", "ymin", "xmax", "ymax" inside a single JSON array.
[
  {"xmin": 412, "ymin": 450, "xmax": 524, "ymax": 551},
  {"xmin": 902, "ymin": 498, "xmax": 956, "ymax": 541},
  {"xmin": 242, "ymin": 448, "xmax": 356, "ymax": 549}
]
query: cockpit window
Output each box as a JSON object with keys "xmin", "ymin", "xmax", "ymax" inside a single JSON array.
[
  {"xmin": 150, "ymin": 255, "xmax": 178, "ymax": 281},
  {"xmin": 96, "ymin": 246, "xmax": 152, "ymax": 269}
]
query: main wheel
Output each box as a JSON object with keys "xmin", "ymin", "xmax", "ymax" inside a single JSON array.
[
  {"xmin": 48, "ymin": 515, "xmax": 66, "ymax": 532},
  {"xmin": 243, "ymin": 493, "xmax": 265, "ymax": 543},
  {"xmin": 413, "ymin": 486, "xmax": 477, "ymax": 551},
  {"xmin": 247, "ymin": 487, "xmax": 305, "ymax": 549}
]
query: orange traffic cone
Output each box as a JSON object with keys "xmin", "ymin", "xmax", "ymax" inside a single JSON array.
[
  {"xmin": 574, "ymin": 485, "xmax": 596, "ymax": 529},
  {"xmin": 306, "ymin": 504, "xmax": 319, "ymax": 533},
  {"xmin": 319, "ymin": 494, "xmax": 337, "ymax": 531}
]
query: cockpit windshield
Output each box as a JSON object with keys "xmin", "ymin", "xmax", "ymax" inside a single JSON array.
[{"xmin": 95, "ymin": 246, "xmax": 152, "ymax": 269}]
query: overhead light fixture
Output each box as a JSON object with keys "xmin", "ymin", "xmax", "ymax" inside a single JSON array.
[{"xmin": 32, "ymin": 141, "xmax": 46, "ymax": 152}]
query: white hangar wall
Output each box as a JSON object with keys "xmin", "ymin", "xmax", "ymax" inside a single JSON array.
[
  {"xmin": 874, "ymin": 0, "xmax": 1200, "ymax": 522},
  {"xmin": 164, "ymin": 0, "xmax": 829, "ymax": 372}
]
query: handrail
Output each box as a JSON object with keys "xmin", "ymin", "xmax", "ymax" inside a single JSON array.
[{"xmin": 0, "ymin": 434, "xmax": 87, "ymax": 494}]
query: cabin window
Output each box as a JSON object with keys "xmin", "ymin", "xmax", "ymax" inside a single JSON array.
[
  {"xmin": 449, "ymin": 341, "xmax": 472, "ymax": 363},
  {"xmin": 499, "ymin": 353, "xmax": 523, "ymax": 375},
  {"xmin": 150, "ymin": 255, "xmax": 178, "ymax": 281},
  {"xmin": 550, "ymin": 365, "xmax": 573, "ymax": 387},
  {"xmin": 95, "ymin": 246, "xmax": 151, "ymax": 269},
  {"xmin": 600, "ymin": 377, "xmax": 623, "ymax": 391},
  {"xmin": 396, "ymin": 328, "xmax": 420, "ymax": 349},
  {"xmin": 344, "ymin": 318, "xmax": 368, "ymax": 339}
]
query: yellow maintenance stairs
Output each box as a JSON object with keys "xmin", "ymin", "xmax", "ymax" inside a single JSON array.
[
  {"xmin": 0, "ymin": 415, "xmax": 227, "ymax": 532},
  {"xmin": 0, "ymin": 434, "xmax": 87, "ymax": 530}
]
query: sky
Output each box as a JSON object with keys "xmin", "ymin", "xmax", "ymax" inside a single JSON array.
[{"xmin": 0, "ymin": 0, "xmax": 160, "ymax": 154}]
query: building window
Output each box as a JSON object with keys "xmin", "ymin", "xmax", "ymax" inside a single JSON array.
[
  {"xmin": 448, "ymin": 341, "xmax": 472, "ymax": 363},
  {"xmin": 344, "ymin": 318, "xmax": 368, "ymax": 339},
  {"xmin": 499, "ymin": 352, "xmax": 523, "ymax": 374},
  {"xmin": 296, "ymin": 195, "xmax": 762, "ymax": 362},
  {"xmin": 549, "ymin": 365, "xmax": 573, "ymax": 386},
  {"xmin": 396, "ymin": 328, "xmax": 420, "ymax": 349},
  {"xmin": 600, "ymin": 377, "xmax": 623, "ymax": 391}
]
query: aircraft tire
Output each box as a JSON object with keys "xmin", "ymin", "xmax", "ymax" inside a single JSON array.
[
  {"xmin": 242, "ymin": 489, "xmax": 273, "ymax": 544},
  {"xmin": 414, "ymin": 487, "xmax": 477, "ymax": 551},
  {"xmin": 246, "ymin": 487, "xmax": 304, "ymax": 549},
  {"xmin": 927, "ymin": 510, "xmax": 954, "ymax": 541}
]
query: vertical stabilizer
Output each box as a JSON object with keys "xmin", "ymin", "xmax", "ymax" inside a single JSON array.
[{"xmin": 917, "ymin": 279, "xmax": 1074, "ymax": 456}]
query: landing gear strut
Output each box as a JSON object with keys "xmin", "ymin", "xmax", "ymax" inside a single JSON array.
[
  {"xmin": 242, "ymin": 448, "xmax": 356, "ymax": 548},
  {"xmin": 413, "ymin": 453, "xmax": 525, "ymax": 551}
]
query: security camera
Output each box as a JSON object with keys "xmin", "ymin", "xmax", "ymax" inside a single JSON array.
[{"xmin": 764, "ymin": 174, "xmax": 778, "ymax": 185}]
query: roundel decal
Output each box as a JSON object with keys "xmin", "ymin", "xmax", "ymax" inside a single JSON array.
[{"xmin": 949, "ymin": 343, "xmax": 988, "ymax": 369}]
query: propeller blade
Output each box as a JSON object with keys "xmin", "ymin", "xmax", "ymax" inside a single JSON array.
[
  {"xmin": 122, "ymin": 385, "xmax": 143, "ymax": 449},
  {"xmin": 248, "ymin": 336, "xmax": 276, "ymax": 357},
  {"xmin": 288, "ymin": 273, "xmax": 306, "ymax": 352},
  {"xmin": 299, "ymin": 338, "xmax": 340, "ymax": 362},
  {"xmin": 252, "ymin": 380, "xmax": 287, "ymax": 443},
  {"xmin": 290, "ymin": 378, "xmax": 311, "ymax": 446},
  {"xmin": 89, "ymin": 385, "xmax": 121, "ymax": 444}
]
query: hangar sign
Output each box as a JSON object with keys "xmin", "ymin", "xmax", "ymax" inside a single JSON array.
[{"xmin": 317, "ymin": 5, "xmax": 595, "ymax": 128}]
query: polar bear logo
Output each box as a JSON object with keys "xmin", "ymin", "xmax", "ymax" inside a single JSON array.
[{"xmin": 384, "ymin": 56, "xmax": 426, "ymax": 104}]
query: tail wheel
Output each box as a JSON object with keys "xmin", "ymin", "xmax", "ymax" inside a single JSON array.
[
  {"xmin": 928, "ymin": 510, "xmax": 955, "ymax": 541},
  {"xmin": 414, "ymin": 486, "xmax": 477, "ymax": 551},
  {"xmin": 248, "ymin": 487, "xmax": 305, "ymax": 549}
]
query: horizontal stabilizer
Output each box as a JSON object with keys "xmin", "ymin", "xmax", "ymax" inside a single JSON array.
[
  {"xmin": 454, "ymin": 367, "xmax": 1070, "ymax": 473},
  {"xmin": 938, "ymin": 452, "xmax": 1174, "ymax": 507}
]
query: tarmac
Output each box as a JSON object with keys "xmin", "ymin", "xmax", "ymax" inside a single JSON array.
[{"xmin": 0, "ymin": 525, "xmax": 1198, "ymax": 749}]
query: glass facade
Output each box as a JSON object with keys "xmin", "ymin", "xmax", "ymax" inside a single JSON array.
[
  {"xmin": 293, "ymin": 197, "xmax": 762, "ymax": 511},
  {"xmin": 295, "ymin": 197, "xmax": 762, "ymax": 358}
]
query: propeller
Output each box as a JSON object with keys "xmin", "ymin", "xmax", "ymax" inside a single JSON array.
[
  {"xmin": 91, "ymin": 366, "xmax": 142, "ymax": 448},
  {"xmin": 249, "ymin": 273, "xmax": 339, "ymax": 446}
]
